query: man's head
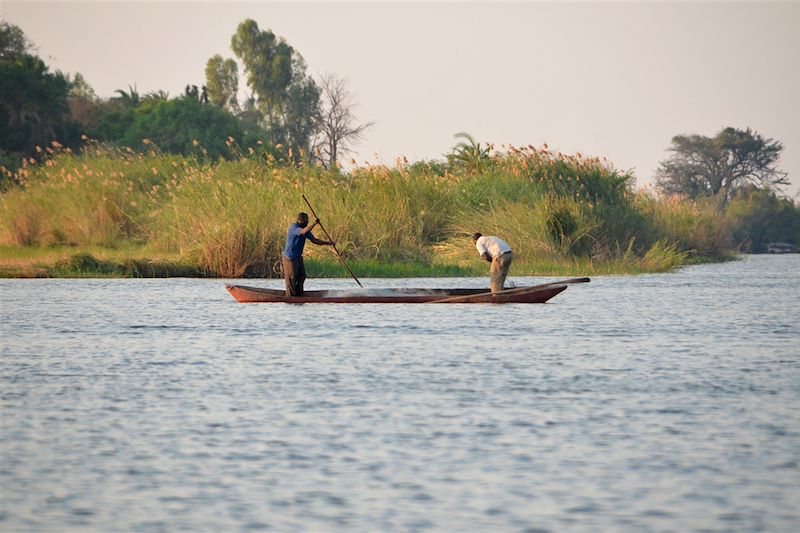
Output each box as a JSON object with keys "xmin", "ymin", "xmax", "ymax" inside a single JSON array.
[
  {"xmin": 297, "ymin": 212, "xmax": 309, "ymax": 228},
  {"xmin": 472, "ymin": 232, "xmax": 482, "ymax": 243}
]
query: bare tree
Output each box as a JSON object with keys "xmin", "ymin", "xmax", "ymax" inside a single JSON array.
[{"xmin": 315, "ymin": 74, "xmax": 374, "ymax": 169}]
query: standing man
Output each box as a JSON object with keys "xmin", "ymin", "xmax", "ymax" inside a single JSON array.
[
  {"xmin": 472, "ymin": 232, "xmax": 513, "ymax": 294},
  {"xmin": 283, "ymin": 212, "xmax": 335, "ymax": 297}
]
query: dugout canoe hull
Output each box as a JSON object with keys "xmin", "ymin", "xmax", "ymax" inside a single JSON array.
[{"xmin": 225, "ymin": 278, "xmax": 589, "ymax": 304}]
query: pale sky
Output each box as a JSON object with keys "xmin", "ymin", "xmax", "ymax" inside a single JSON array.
[{"xmin": 3, "ymin": 1, "xmax": 799, "ymax": 196}]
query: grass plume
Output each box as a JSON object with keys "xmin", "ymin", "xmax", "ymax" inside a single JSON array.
[{"xmin": 1, "ymin": 140, "xmax": 731, "ymax": 277}]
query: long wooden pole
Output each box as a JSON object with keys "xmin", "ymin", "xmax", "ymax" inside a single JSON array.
[{"xmin": 302, "ymin": 194, "xmax": 363, "ymax": 288}]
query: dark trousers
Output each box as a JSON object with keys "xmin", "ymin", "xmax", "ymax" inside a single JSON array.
[{"xmin": 282, "ymin": 256, "xmax": 306, "ymax": 297}]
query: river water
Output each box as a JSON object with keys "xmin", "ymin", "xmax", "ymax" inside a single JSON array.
[{"xmin": 1, "ymin": 255, "xmax": 798, "ymax": 532}]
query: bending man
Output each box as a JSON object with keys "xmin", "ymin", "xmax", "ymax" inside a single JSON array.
[
  {"xmin": 472, "ymin": 232, "xmax": 513, "ymax": 294},
  {"xmin": 283, "ymin": 212, "xmax": 335, "ymax": 297}
]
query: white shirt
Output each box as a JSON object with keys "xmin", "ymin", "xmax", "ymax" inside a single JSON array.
[{"xmin": 475, "ymin": 236, "xmax": 512, "ymax": 259}]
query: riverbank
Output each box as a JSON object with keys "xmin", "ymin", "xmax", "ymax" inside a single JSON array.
[
  {"xmin": 0, "ymin": 243, "xmax": 727, "ymax": 279},
  {"xmin": 1, "ymin": 142, "xmax": 744, "ymax": 278}
]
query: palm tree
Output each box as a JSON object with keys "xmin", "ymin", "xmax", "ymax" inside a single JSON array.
[
  {"xmin": 113, "ymin": 84, "xmax": 140, "ymax": 108},
  {"xmin": 449, "ymin": 132, "xmax": 491, "ymax": 173},
  {"xmin": 143, "ymin": 90, "xmax": 169, "ymax": 102}
]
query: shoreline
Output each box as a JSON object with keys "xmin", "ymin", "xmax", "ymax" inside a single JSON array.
[{"xmin": 0, "ymin": 245, "xmax": 734, "ymax": 279}]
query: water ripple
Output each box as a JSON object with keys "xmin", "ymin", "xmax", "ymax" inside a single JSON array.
[{"xmin": 1, "ymin": 255, "xmax": 799, "ymax": 531}]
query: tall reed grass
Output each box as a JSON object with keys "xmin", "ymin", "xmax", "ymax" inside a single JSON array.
[
  {"xmin": 0, "ymin": 140, "xmax": 732, "ymax": 277},
  {"xmin": 635, "ymin": 193, "xmax": 731, "ymax": 258}
]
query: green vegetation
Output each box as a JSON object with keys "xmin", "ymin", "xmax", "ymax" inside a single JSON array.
[
  {"xmin": 0, "ymin": 19, "xmax": 366, "ymax": 180},
  {"xmin": 3, "ymin": 139, "xmax": 777, "ymax": 279},
  {"xmin": 2, "ymin": 21, "xmax": 796, "ymax": 279},
  {"xmin": 0, "ymin": 244, "xmax": 203, "ymax": 278},
  {"xmin": 1, "ymin": 21, "xmax": 73, "ymax": 172},
  {"xmin": 725, "ymin": 187, "xmax": 800, "ymax": 253},
  {"xmin": 119, "ymin": 97, "xmax": 244, "ymax": 159}
]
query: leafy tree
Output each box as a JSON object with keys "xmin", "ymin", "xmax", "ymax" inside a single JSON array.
[
  {"xmin": 1, "ymin": 21, "xmax": 75, "ymax": 173},
  {"xmin": 121, "ymin": 96, "xmax": 243, "ymax": 159},
  {"xmin": 1, "ymin": 20, "xmax": 31, "ymax": 59},
  {"xmin": 67, "ymin": 72, "xmax": 102, "ymax": 133},
  {"xmin": 656, "ymin": 127, "xmax": 788, "ymax": 208},
  {"xmin": 69, "ymin": 80, "xmax": 137, "ymax": 142},
  {"xmin": 184, "ymin": 84, "xmax": 199, "ymax": 100},
  {"xmin": 227, "ymin": 19, "xmax": 323, "ymax": 159},
  {"xmin": 280, "ymin": 57, "xmax": 322, "ymax": 162},
  {"xmin": 94, "ymin": 107, "xmax": 136, "ymax": 143},
  {"xmin": 205, "ymin": 54, "xmax": 239, "ymax": 112},
  {"xmin": 725, "ymin": 187, "xmax": 800, "ymax": 252},
  {"xmin": 0, "ymin": 33, "xmax": 71, "ymax": 159},
  {"xmin": 69, "ymin": 72, "xmax": 96, "ymax": 100},
  {"xmin": 230, "ymin": 19, "xmax": 294, "ymax": 132},
  {"xmin": 236, "ymin": 94, "xmax": 264, "ymax": 137},
  {"xmin": 314, "ymin": 73, "xmax": 373, "ymax": 169}
]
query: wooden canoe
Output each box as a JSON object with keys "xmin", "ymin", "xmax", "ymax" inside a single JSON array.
[{"xmin": 225, "ymin": 277, "xmax": 590, "ymax": 304}]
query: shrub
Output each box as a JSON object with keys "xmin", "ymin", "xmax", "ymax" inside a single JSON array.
[
  {"xmin": 121, "ymin": 97, "xmax": 243, "ymax": 160},
  {"xmin": 725, "ymin": 188, "xmax": 800, "ymax": 252}
]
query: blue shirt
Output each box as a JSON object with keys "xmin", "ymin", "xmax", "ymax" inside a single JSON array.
[{"xmin": 283, "ymin": 223, "xmax": 314, "ymax": 260}]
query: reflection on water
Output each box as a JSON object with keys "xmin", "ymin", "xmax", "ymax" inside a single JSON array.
[{"xmin": 1, "ymin": 255, "xmax": 799, "ymax": 531}]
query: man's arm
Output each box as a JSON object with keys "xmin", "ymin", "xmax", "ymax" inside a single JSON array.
[
  {"xmin": 306, "ymin": 221, "xmax": 335, "ymax": 246},
  {"xmin": 308, "ymin": 234, "xmax": 335, "ymax": 246},
  {"xmin": 299, "ymin": 218, "xmax": 319, "ymax": 236},
  {"xmin": 481, "ymin": 252, "xmax": 493, "ymax": 263}
]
